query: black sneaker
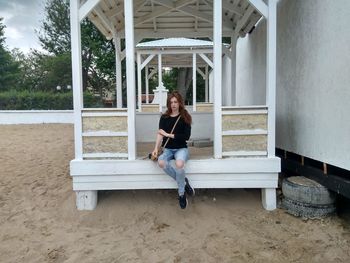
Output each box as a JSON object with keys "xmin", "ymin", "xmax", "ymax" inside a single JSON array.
[
  {"xmin": 185, "ymin": 177, "xmax": 195, "ymax": 197},
  {"xmin": 178, "ymin": 194, "xmax": 188, "ymax": 209}
]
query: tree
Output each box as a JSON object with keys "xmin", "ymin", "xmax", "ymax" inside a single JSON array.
[
  {"xmin": 0, "ymin": 17, "xmax": 20, "ymax": 91},
  {"xmin": 37, "ymin": 0, "xmax": 116, "ymax": 93}
]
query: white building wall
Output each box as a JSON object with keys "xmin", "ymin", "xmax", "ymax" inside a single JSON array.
[
  {"xmin": 236, "ymin": 0, "xmax": 350, "ymax": 170},
  {"xmin": 236, "ymin": 19, "xmax": 266, "ymax": 106}
]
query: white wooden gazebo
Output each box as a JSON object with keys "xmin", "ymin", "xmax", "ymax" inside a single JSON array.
[
  {"xmin": 135, "ymin": 37, "xmax": 214, "ymax": 112},
  {"xmin": 69, "ymin": 0, "xmax": 280, "ymax": 210}
]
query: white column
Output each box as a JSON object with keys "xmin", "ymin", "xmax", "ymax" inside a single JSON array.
[
  {"xmin": 231, "ymin": 36, "xmax": 237, "ymax": 106},
  {"xmin": 213, "ymin": 0, "xmax": 222, "ymax": 158},
  {"xmin": 192, "ymin": 53, "xmax": 197, "ymax": 111},
  {"xmin": 145, "ymin": 66, "xmax": 149, "ymax": 103},
  {"xmin": 115, "ymin": 36, "xmax": 123, "ymax": 108},
  {"xmin": 70, "ymin": 0, "xmax": 83, "ymax": 159},
  {"xmin": 124, "ymin": 0, "xmax": 136, "ymax": 160},
  {"xmin": 137, "ymin": 52, "xmax": 142, "ymax": 111},
  {"xmin": 266, "ymin": 0, "xmax": 277, "ymax": 157},
  {"xmin": 158, "ymin": 54, "xmax": 162, "ymax": 112},
  {"xmin": 158, "ymin": 54, "xmax": 162, "ymax": 87},
  {"xmin": 205, "ymin": 65, "xmax": 209, "ymax": 102}
]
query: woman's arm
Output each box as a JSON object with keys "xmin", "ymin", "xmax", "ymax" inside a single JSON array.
[{"xmin": 152, "ymin": 132, "xmax": 164, "ymax": 157}]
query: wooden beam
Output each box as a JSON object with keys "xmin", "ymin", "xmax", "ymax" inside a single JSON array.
[
  {"xmin": 79, "ymin": 0, "xmax": 100, "ymax": 21},
  {"xmin": 94, "ymin": 6, "xmax": 114, "ymax": 32},
  {"xmin": 222, "ymin": 1, "xmax": 244, "ymax": 17},
  {"xmin": 177, "ymin": 6, "xmax": 212, "ymax": 23},
  {"xmin": 266, "ymin": 0, "xmax": 277, "ymax": 157},
  {"xmin": 247, "ymin": 0, "xmax": 268, "ymax": 18},
  {"xmin": 141, "ymin": 54, "xmax": 156, "ymax": 69},
  {"xmin": 124, "ymin": 0, "xmax": 136, "ymax": 160},
  {"xmin": 134, "ymin": 5, "xmax": 172, "ymax": 26},
  {"xmin": 213, "ymin": 0, "xmax": 222, "ymax": 158},
  {"xmin": 198, "ymin": 53, "xmax": 213, "ymax": 68},
  {"xmin": 70, "ymin": 0, "xmax": 84, "ymax": 159},
  {"xmin": 234, "ymin": 6, "xmax": 255, "ymax": 37},
  {"xmin": 196, "ymin": 67, "xmax": 205, "ymax": 79}
]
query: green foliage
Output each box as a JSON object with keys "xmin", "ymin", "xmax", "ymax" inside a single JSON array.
[
  {"xmin": 0, "ymin": 90, "xmax": 102, "ymax": 110},
  {"xmin": 0, "ymin": 17, "xmax": 20, "ymax": 91},
  {"xmin": 37, "ymin": 0, "xmax": 116, "ymax": 93},
  {"xmin": 13, "ymin": 50, "xmax": 72, "ymax": 92}
]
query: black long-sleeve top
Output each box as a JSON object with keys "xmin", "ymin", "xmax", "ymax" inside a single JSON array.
[{"xmin": 159, "ymin": 114, "xmax": 191, "ymax": 149}]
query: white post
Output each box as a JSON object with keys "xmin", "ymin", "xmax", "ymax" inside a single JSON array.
[
  {"xmin": 231, "ymin": 36, "xmax": 237, "ymax": 106},
  {"xmin": 213, "ymin": 0, "xmax": 222, "ymax": 158},
  {"xmin": 70, "ymin": 0, "xmax": 83, "ymax": 160},
  {"xmin": 158, "ymin": 54, "xmax": 162, "ymax": 87},
  {"xmin": 192, "ymin": 53, "xmax": 197, "ymax": 111},
  {"xmin": 158, "ymin": 54, "xmax": 162, "ymax": 112},
  {"xmin": 137, "ymin": 52, "xmax": 142, "ymax": 111},
  {"xmin": 124, "ymin": 0, "xmax": 136, "ymax": 160},
  {"xmin": 115, "ymin": 36, "xmax": 123, "ymax": 108},
  {"xmin": 145, "ymin": 66, "xmax": 149, "ymax": 103},
  {"xmin": 205, "ymin": 65, "xmax": 209, "ymax": 102},
  {"xmin": 266, "ymin": 0, "xmax": 277, "ymax": 157}
]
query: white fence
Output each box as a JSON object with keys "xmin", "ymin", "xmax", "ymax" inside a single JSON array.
[{"xmin": 0, "ymin": 110, "xmax": 74, "ymax": 124}]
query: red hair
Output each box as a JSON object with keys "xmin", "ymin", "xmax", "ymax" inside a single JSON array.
[{"xmin": 164, "ymin": 91, "xmax": 192, "ymax": 125}]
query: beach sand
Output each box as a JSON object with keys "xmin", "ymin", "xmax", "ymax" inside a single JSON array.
[{"xmin": 0, "ymin": 124, "xmax": 349, "ymax": 262}]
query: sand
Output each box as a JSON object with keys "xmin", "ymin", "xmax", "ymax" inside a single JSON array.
[{"xmin": 0, "ymin": 124, "xmax": 349, "ymax": 263}]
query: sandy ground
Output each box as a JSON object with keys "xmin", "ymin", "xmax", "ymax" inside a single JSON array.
[{"xmin": 0, "ymin": 124, "xmax": 349, "ymax": 263}]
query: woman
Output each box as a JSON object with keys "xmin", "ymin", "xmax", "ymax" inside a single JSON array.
[{"xmin": 152, "ymin": 91, "xmax": 195, "ymax": 209}]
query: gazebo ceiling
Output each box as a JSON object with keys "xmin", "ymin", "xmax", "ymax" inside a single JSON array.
[{"xmin": 86, "ymin": 0, "xmax": 263, "ymax": 40}]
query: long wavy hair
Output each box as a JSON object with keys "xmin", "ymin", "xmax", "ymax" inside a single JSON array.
[{"xmin": 163, "ymin": 91, "xmax": 192, "ymax": 125}]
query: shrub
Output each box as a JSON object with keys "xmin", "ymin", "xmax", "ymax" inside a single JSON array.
[{"xmin": 0, "ymin": 90, "xmax": 103, "ymax": 110}]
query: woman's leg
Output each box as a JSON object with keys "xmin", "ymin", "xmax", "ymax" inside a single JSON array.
[
  {"xmin": 158, "ymin": 149, "xmax": 176, "ymax": 180},
  {"xmin": 174, "ymin": 148, "xmax": 189, "ymax": 196}
]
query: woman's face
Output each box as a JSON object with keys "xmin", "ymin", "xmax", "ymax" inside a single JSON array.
[{"xmin": 170, "ymin": 97, "xmax": 179, "ymax": 112}]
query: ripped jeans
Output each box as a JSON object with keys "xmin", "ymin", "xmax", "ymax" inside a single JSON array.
[{"xmin": 158, "ymin": 148, "xmax": 189, "ymax": 196}]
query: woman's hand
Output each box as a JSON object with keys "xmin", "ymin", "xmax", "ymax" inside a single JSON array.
[{"xmin": 152, "ymin": 148, "xmax": 158, "ymax": 158}]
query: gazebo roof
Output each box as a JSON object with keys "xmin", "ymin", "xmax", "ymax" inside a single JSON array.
[
  {"xmin": 85, "ymin": 0, "xmax": 263, "ymax": 40},
  {"xmin": 136, "ymin": 38, "xmax": 213, "ymax": 49}
]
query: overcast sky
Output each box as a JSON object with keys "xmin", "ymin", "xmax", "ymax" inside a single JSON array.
[{"xmin": 0, "ymin": 0, "xmax": 45, "ymax": 53}]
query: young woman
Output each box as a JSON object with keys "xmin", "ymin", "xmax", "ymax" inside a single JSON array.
[{"xmin": 152, "ymin": 91, "xmax": 195, "ymax": 209}]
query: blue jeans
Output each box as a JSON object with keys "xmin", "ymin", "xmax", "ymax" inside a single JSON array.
[{"xmin": 158, "ymin": 148, "xmax": 189, "ymax": 195}]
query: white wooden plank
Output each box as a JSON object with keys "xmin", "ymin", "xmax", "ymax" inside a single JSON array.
[
  {"xmin": 72, "ymin": 173, "xmax": 278, "ymax": 183},
  {"xmin": 222, "ymin": 130, "xmax": 267, "ymax": 136},
  {"xmin": 213, "ymin": 0, "xmax": 222, "ymax": 158},
  {"xmin": 222, "ymin": 1, "xmax": 244, "ymax": 16},
  {"xmin": 94, "ymin": 6, "xmax": 113, "ymax": 32},
  {"xmin": 137, "ymin": 52, "xmax": 142, "ymax": 112},
  {"xmin": 196, "ymin": 67, "xmax": 205, "ymax": 79},
  {"xmin": 82, "ymin": 112, "xmax": 128, "ymax": 116},
  {"xmin": 70, "ymin": 0, "xmax": 83, "ymax": 159},
  {"xmin": 193, "ymin": 53, "xmax": 197, "ymax": 111},
  {"xmin": 221, "ymin": 110, "xmax": 267, "ymax": 115},
  {"xmin": 141, "ymin": 54, "xmax": 156, "ymax": 69},
  {"xmin": 266, "ymin": 0, "xmax": 277, "ymax": 157},
  {"xmin": 82, "ymin": 153, "xmax": 128, "ymax": 158},
  {"xmin": 124, "ymin": 0, "xmax": 136, "ymax": 160},
  {"xmin": 79, "ymin": 0, "xmax": 101, "ymax": 21},
  {"xmin": 145, "ymin": 66, "xmax": 149, "ymax": 103},
  {"xmin": 222, "ymin": 151, "xmax": 267, "ymax": 156},
  {"xmin": 205, "ymin": 65, "xmax": 209, "ymax": 102},
  {"xmin": 70, "ymin": 157, "xmax": 281, "ymax": 176},
  {"xmin": 247, "ymin": 0, "xmax": 268, "ymax": 18},
  {"xmin": 198, "ymin": 53, "xmax": 213, "ymax": 68},
  {"xmin": 138, "ymin": 49, "xmax": 213, "ymax": 55},
  {"xmin": 82, "ymin": 131, "xmax": 128, "ymax": 137}
]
